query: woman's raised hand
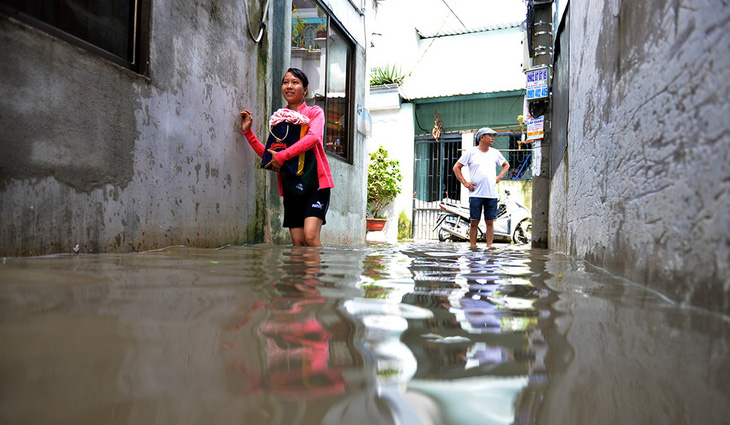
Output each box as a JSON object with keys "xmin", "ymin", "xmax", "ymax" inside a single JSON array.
[{"xmin": 240, "ymin": 110, "xmax": 253, "ymax": 133}]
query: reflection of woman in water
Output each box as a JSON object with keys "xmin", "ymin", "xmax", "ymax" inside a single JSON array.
[
  {"xmin": 240, "ymin": 68, "xmax": 334, "ymax": 247},
  {"xmin": 232, "ymin": 248, "xmax": 345, "ymax": 400}
]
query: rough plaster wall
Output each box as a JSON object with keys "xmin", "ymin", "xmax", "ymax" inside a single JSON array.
[
  {"xmin": 0, "ymin": 0, "xmax": 268, "ymax": 255},
  {"xmin": 554, "ymin": 0, "xmax": 730, "ymax": 313},
  {"xmin": 323, "ymin": 153, "xmax": 369, "ymax": 245},
  {"xmin": 549, "ymin": 151, "xmax": 568, "ymax": 252}
]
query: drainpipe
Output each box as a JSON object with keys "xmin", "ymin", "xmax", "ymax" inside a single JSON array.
[
  {"xmin": 270, "ymin": 1, "xmax": 290, "ymax": 116},
  {"xmin": 526, "ymin": 0, "xmax": 553, "ymax": 249}
]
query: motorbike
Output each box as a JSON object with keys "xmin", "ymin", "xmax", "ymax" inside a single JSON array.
[{"xmin": 434, "ymin": 190, "xmax": 532, "ymax": 244}]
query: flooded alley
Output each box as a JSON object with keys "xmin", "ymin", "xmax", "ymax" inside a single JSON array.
[{"xmin": 1, "ymin": 242, "xmax": 728, "ymax": 425}]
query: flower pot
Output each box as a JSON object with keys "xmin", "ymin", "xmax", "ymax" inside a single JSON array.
[{"xmin": 366, "ymin": 218, "xmax": 387, "ymax": 232}]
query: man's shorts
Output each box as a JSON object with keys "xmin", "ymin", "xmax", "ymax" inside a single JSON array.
[
  {"xmin": 469, "ymin": 197, "xmax": 498, "ymax": 221},
  {"xmin": 283, "ymin": 188, "xmax": 330, "ymax": 228}
]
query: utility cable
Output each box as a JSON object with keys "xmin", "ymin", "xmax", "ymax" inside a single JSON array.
[
  {"xmin": 244, "ymin": 0, "xmax": 271, "ymax": 43},
  {"xmin": 439, "ymin": 0, "xmax": 467, "ymax": 29}
]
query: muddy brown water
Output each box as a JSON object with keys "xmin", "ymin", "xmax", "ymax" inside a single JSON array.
[{"xmin": 1, "ymin": 242, "xmax": 728, "ymax": 425}]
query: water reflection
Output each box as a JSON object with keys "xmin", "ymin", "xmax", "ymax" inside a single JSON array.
[
  {"xmin": 0, "ymin": 243, "xmax": 728, "ymax": 425},
  {"xmin": 377, "ymin": 246, "xmax": 547, "ymax": 424},
  {"xmin": 232, "ymin": 248, "xmax": 346, "ymax": 400}
]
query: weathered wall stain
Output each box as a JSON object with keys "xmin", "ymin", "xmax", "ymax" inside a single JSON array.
[{"xmin": 0, "ymin": 20, "xmax": 138, "ymax": 193}]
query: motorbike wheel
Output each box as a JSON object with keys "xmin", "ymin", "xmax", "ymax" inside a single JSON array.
[
  {"xmin": 512, "ymin": 219, "xmax": 532, "ymax": 244},
  {"xmin": 438, "ymin": 228, "xmax": 453, "ymax": 242}
]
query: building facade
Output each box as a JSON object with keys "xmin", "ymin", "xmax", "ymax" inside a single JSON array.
[
  {"xmin": 366, "ymin": 0, "xmax": 529, "ymax": 242},
  {"xmin": 0, "ymin": 0, "xmax": 372, "ymax": 255}
]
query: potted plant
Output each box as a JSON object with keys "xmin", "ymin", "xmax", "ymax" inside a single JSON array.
[
  {"xmin": 291, "ymin": 8, "xmax": 307, "ymax": 49},
  {"xmin": 366, "ymin": 146, "xmax": 403, "ymax": 231},
  {"xmin": 316, "ymin": 23, "xmax": 327, "ymax": 39},
  {"xmin": 369, "ymin": 65, "xmax": 405, "ymax": 87}
]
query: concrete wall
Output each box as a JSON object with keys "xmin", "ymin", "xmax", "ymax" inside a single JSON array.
[
  {"xmin": 367, "ymin": 87, "xmax": 415, "ymax": 243},
  {"xmin": 549, "ymin": 1, "xmax": 730, "ymax": 314},
  {"xmin": 0, "ymin": 0, "xmax": 369, "ymax": 255}
]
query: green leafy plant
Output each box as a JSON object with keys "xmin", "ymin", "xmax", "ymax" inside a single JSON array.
[
  {"xmin": 292, "ymin": 7, "xmax": 306, "ymax": 48},
  {"xmin": 367, "ymin": 146, "xmax": 403, "ymax": 218},
  {"xmin": 397, "ymin": 210, "xmax": 412, "ymax": 240},
  {"xmin": 369, "ymin": 65, "xmax": 405, "ymax": 86},
  {"xmin": 316, "ymin": 23, "xmax": 327, "ymax": 38}
]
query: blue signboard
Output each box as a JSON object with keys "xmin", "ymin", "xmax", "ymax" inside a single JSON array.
[{"xmin": 526, "ymin": 67, "xmax": 550, "ymax": 100}]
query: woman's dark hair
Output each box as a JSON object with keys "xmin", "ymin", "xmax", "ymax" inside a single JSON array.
[{"xmin": 283, "ymin": 67, "xmax": 309, "ymax": 88}]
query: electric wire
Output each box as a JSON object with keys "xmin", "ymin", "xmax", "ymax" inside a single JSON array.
[{"xmin": 244, "ymin": 0, "xmax": 271, "ymax": 43}]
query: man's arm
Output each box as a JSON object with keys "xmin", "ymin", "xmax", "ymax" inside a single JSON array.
[
  {"xmin": 453, "ymin": 162, "xmax": 476, "ymax": 191},
  {"xmin": 496, "ymin": 161, "xmax": 510, "ymax": 183}
]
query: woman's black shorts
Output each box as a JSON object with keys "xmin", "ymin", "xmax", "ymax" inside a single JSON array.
[{"xmin": 282, "ymin": 188, "xmax": 331, "ymax": 228}]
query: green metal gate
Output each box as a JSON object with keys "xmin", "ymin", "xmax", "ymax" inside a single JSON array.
[{"xmin": 413, "ymin": 134, "xmax": 463, "ymax": 240}]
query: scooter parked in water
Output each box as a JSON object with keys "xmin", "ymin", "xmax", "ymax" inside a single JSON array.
[{"xmin": 434, "ymin": 190, "xmax": 532, "ymax": 244}]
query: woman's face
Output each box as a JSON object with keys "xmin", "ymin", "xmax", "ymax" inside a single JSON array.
[{"xmin": 282, "ymin": 72, "xmax": 306, "ymax": 106}]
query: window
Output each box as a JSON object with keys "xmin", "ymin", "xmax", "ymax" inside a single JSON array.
[
  {"xmin": 0, "ymin": 0, "xmax": 149, "ymax": 74},
  {"xmin": 414, "ymin": 134, "xmax": 463, "ymax": 202},
  {"xmin": 291, "ymin": 0, "xmax": 354, "ymax": 162}
]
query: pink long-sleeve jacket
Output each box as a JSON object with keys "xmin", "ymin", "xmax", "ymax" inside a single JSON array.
[{"xmin": 244, "ymin": 102, "xmax": 335, "ymax": 196}]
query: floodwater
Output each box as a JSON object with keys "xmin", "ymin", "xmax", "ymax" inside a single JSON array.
[{"xmin": 1, "ymin": 242, "xmax": 728, "ymax": 425}]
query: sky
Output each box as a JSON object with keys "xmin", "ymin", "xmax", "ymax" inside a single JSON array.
[
  {"xmin": 369, "ymin": 0, "xmax": 527, "ymax": 64},
  {"xmin": 375, "ymin": 0, "xmax": 527, "ymax": 36}
]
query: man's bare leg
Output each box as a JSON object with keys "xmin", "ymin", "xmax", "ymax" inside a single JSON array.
[
  {"xmin": 469, "ymin": 220, "xmax": 480, "ymax": 248},
  {"xmin": 485, "ymin": 219, "xmax": 495, "ymax": 247}
]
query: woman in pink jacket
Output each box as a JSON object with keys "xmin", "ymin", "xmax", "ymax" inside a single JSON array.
[{"xmin": 241, "ymin": 68, "xmax": 334, "ymax": 247}]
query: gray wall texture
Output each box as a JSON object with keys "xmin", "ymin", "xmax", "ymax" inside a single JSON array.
[
  {"xmin": 0, "ymin": 0, "xmax": 368, "ymax": 256},
  {"xmin": 549, "ymin": 0, "xmax": 730, "ymax": 314}
]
